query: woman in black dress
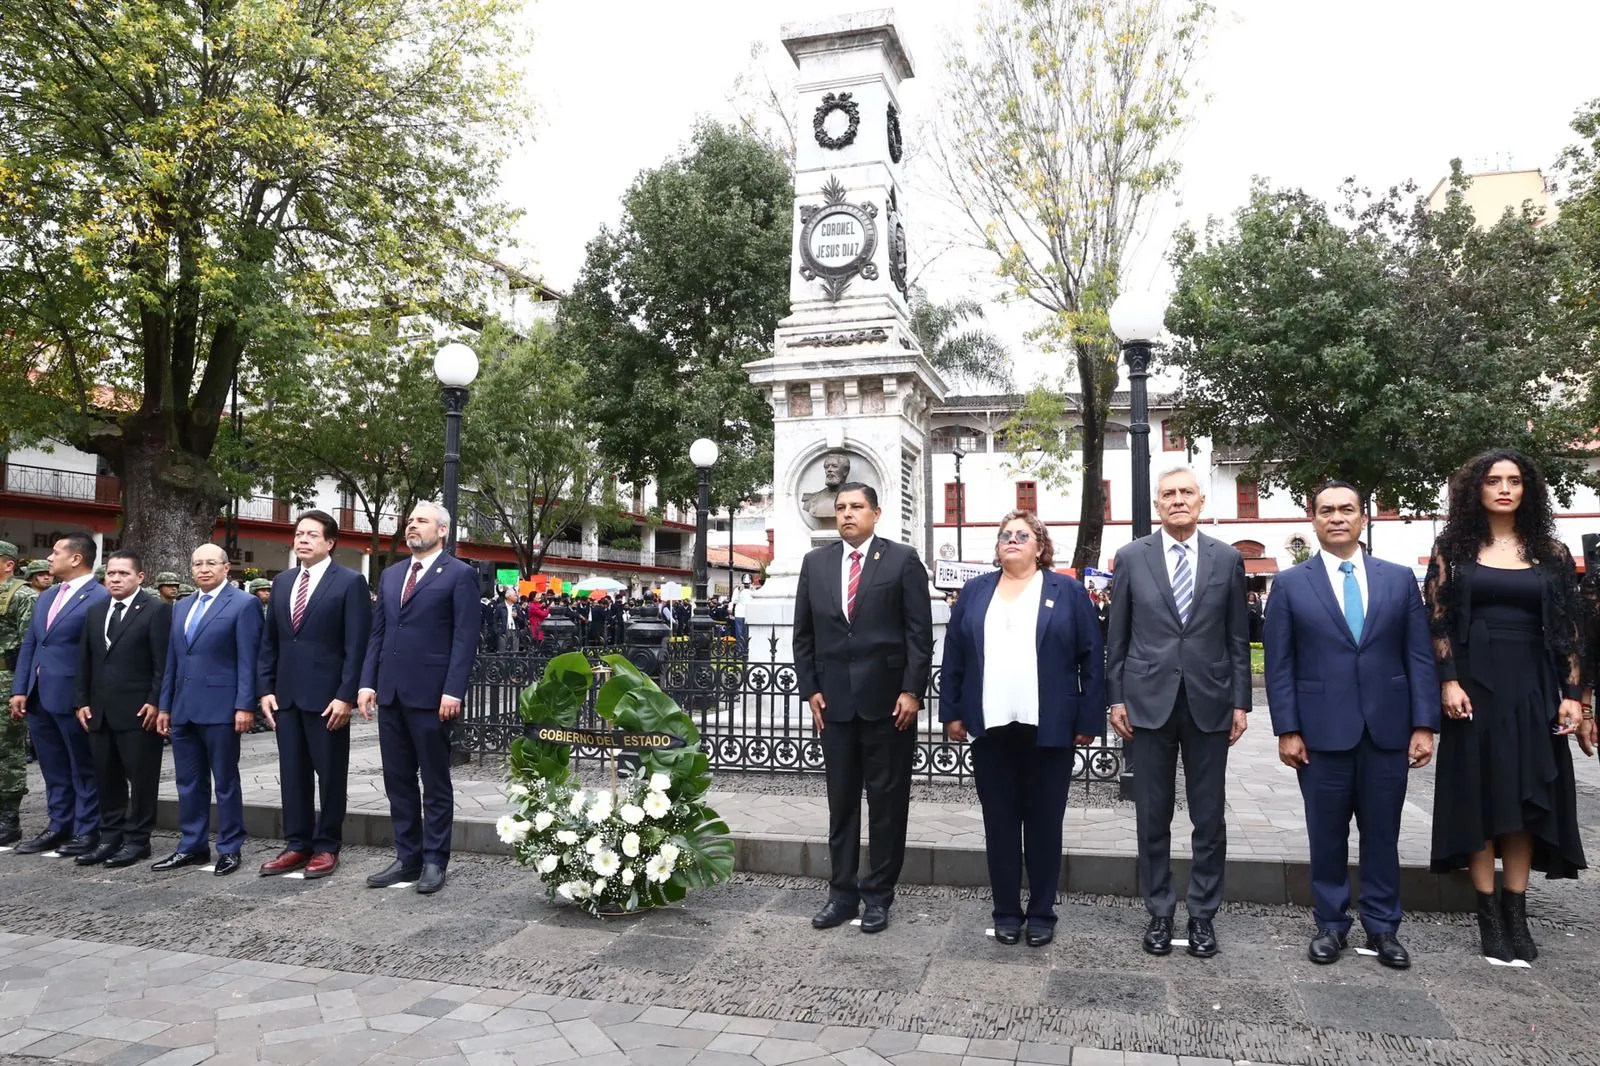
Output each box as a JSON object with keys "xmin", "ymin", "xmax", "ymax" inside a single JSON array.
[{"xmin": 1424, "ymin": 449, "xmax": 1590, "ymax": 962}]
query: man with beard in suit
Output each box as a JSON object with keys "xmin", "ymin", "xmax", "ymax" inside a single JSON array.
[
  {"xmin": 257, "ymin": 512, "xmax": 372, "ymax": 879},
  {"xmin": 793, "ymin": 483, "xmax": 934, "ymax": 935},
  {"xmin": 74, "ymin": 549, "xmax": 170, "ymax": 867}
]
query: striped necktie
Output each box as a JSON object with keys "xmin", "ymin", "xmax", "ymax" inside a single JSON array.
[
  {"xmin": 291, "ymin": 569, "xmax": 311, "ymax": 631},
  {"xmin": 1171, "ymin": 543, "xmax": 1193, "ymax": 626},
  {"xmin": 846, "ymin": 551, "xmax": 862, "ymax": 620}
]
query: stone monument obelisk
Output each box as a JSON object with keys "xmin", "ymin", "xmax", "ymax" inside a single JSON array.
[{"xmin": 745, "ymin": 9, "xmax": 948, "ymax": 663}]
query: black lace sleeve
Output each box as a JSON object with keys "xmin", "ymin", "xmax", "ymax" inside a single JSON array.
[
  {"xmin": 1581, "ymin": 571, "xmax": 1600, "ymax": 692},
  {"xmin": 1423, "ymin": 546, "xmax": 1458, "ymax": 683},
  {"xmin": 1550, "ymin": 545, "xmax": 1584, "ymax": 700}
]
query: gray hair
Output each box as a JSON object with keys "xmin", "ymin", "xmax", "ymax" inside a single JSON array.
[
  {"xmin": 1154, "ymin": 465, "xmax": 1200, "ymax": 496},
  {"xmin": 410, "ymin": 500, "xmax": 453, "ymax": 530}
]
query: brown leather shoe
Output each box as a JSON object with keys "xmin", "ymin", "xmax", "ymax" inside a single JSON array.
[
  {"xmin": 303, "ymin": 852, "xmax": 339, "ymax": 879},
  {"xmin": 259, "ymin": 849, "xmax": 310, "ymax": 876}
]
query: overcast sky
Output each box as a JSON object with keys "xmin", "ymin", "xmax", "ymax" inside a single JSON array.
[{"xmin": 498, "ymin": 0, "xmax": 1600, "ymax": 388}]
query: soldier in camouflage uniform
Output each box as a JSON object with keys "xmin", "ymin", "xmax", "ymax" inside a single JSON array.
[
  {"xmin": 0, "ymin": 542, "xmax": 36, "ymax": 846},
  {"xmin": 24, "ymin": 561, "xmax": 52, "ymax": 593},
  {"xmin": 153, "ymin": 572, "xmax": 181, "ymax": 603},
  {"xmin": 246, "ymin": 578, "xmax": 272, "ymax": 617}
]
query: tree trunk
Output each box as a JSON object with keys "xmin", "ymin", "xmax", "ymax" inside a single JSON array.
[
  {"xmin": 118, "ymin": 449, "xmax": 226, "ymax": 579},
  {"xmin": 1074, "ymin": 429, "xmax": 1106, "ymax": 573}
]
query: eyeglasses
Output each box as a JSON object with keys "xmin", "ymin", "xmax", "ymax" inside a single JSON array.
[{"xmin": 996, "ymin": 530, "xmax": 1032, "ymax": 544}]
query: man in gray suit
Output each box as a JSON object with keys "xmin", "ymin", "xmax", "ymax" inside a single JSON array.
[{"xmin": 1106, "ymin": 466, "xmax": 1251, "ymax": 958}]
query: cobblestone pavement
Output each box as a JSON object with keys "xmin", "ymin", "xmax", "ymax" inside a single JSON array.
[{"xmin": 0, "ymin": 829, "xmax": 1596, "ymax": 1066}]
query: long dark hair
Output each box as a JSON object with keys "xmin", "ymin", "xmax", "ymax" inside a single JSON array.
[{"xmin": 1435, "ymin": 448, "xmax": 1560, "ymax": 564}]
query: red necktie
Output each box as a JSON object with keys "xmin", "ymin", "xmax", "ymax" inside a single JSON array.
[
  {"xmin": 290, "ymin": 569, "xmax": 310, "ymax": 632},
  {"xmin": 401, "ymin": 561, "xmax": 423, "ymax": 605},
  {"xmin": 846, "ymin": 551, "xmax": 862, "ymax": 620}
]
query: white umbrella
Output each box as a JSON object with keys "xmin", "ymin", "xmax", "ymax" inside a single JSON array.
[{"xmin": 573, "ymin": 576, "xmax": 626, "ymax": 593}]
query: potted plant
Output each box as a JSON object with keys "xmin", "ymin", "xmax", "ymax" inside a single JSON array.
[{"xmin": 498, "ymin": 652, "xmax": 734, "ymax": 916}]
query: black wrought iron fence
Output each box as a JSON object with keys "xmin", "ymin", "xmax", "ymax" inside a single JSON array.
[{"xmin": 458, "ymin": 635, "xmax": 1125, "ymax": 785}]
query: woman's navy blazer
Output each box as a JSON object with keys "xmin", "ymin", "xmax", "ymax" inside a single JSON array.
[{"xmin": 938, "ymin": 568, "xmax": 1106, "ymax": 747}]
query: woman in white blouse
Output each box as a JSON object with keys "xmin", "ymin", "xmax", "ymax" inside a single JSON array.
[{"xmin": 939, "ymin": 511, "xmax": 1106, "ymax": 946}]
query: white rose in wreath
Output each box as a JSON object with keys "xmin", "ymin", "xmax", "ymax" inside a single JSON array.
[
  {"xmin": 586, "ymin": 797, "xmax": 614, "ymax": 825},
  {"xmin": 592, "ymin": 878, "xmax": 608, "ymax": 897},
  {"xmin": 537, "ymin": 854, "xmax": 558, "ymax": 874},
  {"xmin": 556, "ymin": 830, "xmax": 579, "ymax": 846},
  {"xmin": 585, "ymin": 835, "xmax": 603, "ymax": 855},
  {"xmin": 619, "ymin": 804, "xmax": 645, "ymax": 826},
  {"xmin": 508, "ymin": 783, "xmax": 530, "ymax": 799},
  {"xmin": 569, "ymin": 790, "xmax": 588, "ymax": 815},
  {"xmin": 649, "ymin": 772, "xmax": 671, "ymax": 793},
  {"xmin": 658, "ymin": 842, "xmax": 681, "ymax": 870},
  {"xmin": 533, "ymin": 810, "xmax": 555, "ymax": 832},
  {"xmin": 622, "ymin": 832, "xmax": 641, "ymax": 858},
  {"xmin": 621, "ymin": 867, "xmax": 636, "ymax": 887}
]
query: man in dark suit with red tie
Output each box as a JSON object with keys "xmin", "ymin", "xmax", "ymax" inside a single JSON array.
[
  {"xmin": 74, "ymin": 549, "xmax": 171, "ymax": 867},
  {"xmin": 793, "ymin": 484, "xmax": 934, "ymax": 935},
  {"xmin": 358, "ymin": 502, "xmax": 480, "ymax": 895},
  {"xmin": 257, "ymin": 511, "xmax": 372, "ymax": 879},
  {"xmin": 9, "ymin": 532, "xmax": 108, "ymax": 855}
]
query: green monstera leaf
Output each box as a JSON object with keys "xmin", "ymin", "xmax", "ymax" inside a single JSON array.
[
  {"xmin": 669, "ymin": 814, "xmax": 734, "ymax": 890},
  {"xmin": 519, "ymin": 651, "xmax": 592, "ymax": 727}
]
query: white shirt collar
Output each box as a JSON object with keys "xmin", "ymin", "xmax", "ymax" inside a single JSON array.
[
  {"xmin": 1321, "ymin": 548, "xmax": 1364, "ymax": 575},
  {"xmin": 409, "ymin": 549, "xmax": 443, "ymax": 573},
  {"xmin": 1160, "ymin": 528, "xmax": 1198, "ymax": 556},
  {"xmin": 300, "ymin": 555, "xmax": 333, "ymax": 579},
  {"xmin": 55, "ymin": 573, "xmax": 91, "ymax": 597},
  {"xmin": 842, "ymin": 535, "xmax": 873, "ymax": 560},
  {"xmin": 109, "ymin": 589, "xmax": 139, "ymax": 608}
]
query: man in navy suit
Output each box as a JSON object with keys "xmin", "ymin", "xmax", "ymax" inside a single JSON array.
[
  {"xmin": 258, "ymin": 511, "xmax": 372, "ymax": 879},
  {"xmin": 1264, "ymin": 481, "xmax": 1439, "ymax": 970},
  {"xmin": 9, "ymin": 532, "xmax": 108, "ymax": 855},
  {"xmin": 155, "ymin": 543, "xmax": 262, "ymax": 876},
  {"xmin": 358, "ymin": 502, "xmax": 480, "ymax": 895}
]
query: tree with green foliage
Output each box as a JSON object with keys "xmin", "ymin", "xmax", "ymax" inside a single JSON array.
[
  {"xmin": 0, "ymin": 0, "xmax": 525, "ymax": 574},
  {"xmin": 245, "ymin": 317, "xmax": 442, "ymax": 569},
  {"xmin": 1554, "ymin": 98, "xmax": 1600, "ymax": 380},
  {"xmin": 934, "ymin": 0, "xmax": 1212, "ymax": 569},
  {"xmin": 460, "ymin": 322, "xmax": 620, "ymax": 577},
  {"xmin": 558, "ymin": 123, "xmax": 792, "ymax": 514},
  {"xmin": 1165, "ymin": 167, "xmax": 1590, "ymax": 518},
  {"xmin": 907, "ymin": 286, "xmax": 1013, "ymax": 392}
]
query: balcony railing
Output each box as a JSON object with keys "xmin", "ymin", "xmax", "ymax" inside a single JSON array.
[{"xmin": 1, "ymin": 462, "xmax": 120, "ymax": 504}]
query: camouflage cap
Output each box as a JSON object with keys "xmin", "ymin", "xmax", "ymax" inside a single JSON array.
[
  {"xmin": 23, "ymin": 561, "xmax": 49, "ymax": 578},
  {"xmin": 178, "ymin": 584, "xmax": 196, "ymax": 597},
  {"xmin": 0, "ymin": 541, "xmax": 17, "ymax": 560},
  {"xmin": 246, "ymin": 578, "xmax": 272, "ymax": 593},
  {"xmin": 154, "ymin": 572, "xmax": 180, "ymax": 587}
]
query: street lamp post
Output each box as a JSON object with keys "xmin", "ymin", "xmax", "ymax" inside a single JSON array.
[
  {"xmin": 951, "ymin": 445, "xmax": 966, "ymax": 561},
  {"xmin": 434, "ymin": 342, "xmax": 480, "ymax": 556},
  {"xmin": 689, "ymin": 438, "xmax": 719, "ymax": 607},
  {"xmin": 1109, "ymin": 291, "xmax": 1168, "ymax": 541},
  {"xmin": 1109, "ymin": 290, "xmax": 1167, "ymax": 801}
]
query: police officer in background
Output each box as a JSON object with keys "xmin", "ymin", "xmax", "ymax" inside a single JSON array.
[{"xmin": 0, "ymin": 542, "xmax": 36, "ymax": 847}]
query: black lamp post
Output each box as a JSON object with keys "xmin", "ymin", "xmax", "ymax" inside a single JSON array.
[
  {"xmin": 1109, "ymin": 290, "xmax": 1167, "ymax": 800},
  {"xmin": 689, "ymin": 438, "xmax": 719, "ymax": 607},
  {"xmin": 951, "ymin": 445, "xmax": 966, "ymax": 561},
  {"xmin": 434, "ymin": 342, "xmax": 479, "ymax": 556},
  {"xmin": 1110, "ymin": 292, "xmax": 1167, "ymax": 541}
]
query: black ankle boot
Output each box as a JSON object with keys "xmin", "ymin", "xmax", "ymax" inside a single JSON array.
[
  {"xmin": 0, "ymin": 811, "xmax": 17, "ymax": 848},
  {"xmin": 1476, "ymin": 891, "xmax": 1513, "ymax": 961},
  {"xmin": 1501, "ymin": 889, "xmax": 1538, "ymax": 961}
]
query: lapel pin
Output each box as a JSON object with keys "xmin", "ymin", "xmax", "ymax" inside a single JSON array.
[
  {"xmin": 1045, "ymin": 599, "xmax": 1055, "ymax": 608},
  {"xmin": 873, "ymin": 552, "xmax": 880, "ymax": 560}
]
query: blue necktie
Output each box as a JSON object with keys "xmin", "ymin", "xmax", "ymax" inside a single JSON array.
[
  {"xmin": 1339, "ymin": 561, "xmax": 1363, "ymax": 642},
  {"xmin": 185, "ymin": 593, "xmax": 213, "ymax": 643},
  {"xmin": 1170, "ymin": 543, "xmax": 1193, "ymax": 626}
]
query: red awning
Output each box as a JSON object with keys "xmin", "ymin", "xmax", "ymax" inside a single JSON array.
[{"xmin": 1244, "ymin": 558, "xmax": 1280, "ymax": 575}]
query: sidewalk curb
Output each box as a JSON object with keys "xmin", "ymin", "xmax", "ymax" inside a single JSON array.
[{"xmin": 157, "ymin": 797, "xmax": 1477, "ymax": 913}]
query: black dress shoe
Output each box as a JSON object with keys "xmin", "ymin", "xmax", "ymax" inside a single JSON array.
[
  {"xmin": 1367, "ymin": 931, "xmax": 1411, "ymax": 970},
  {"xmin": 75, "ymin": 838, "xmax": 122, "ymax": 866},
  {"xmin": 366, "ymin": 859, "xmax": 422, "ymax": 888},
  {"xmin": 1142, "ymin": 916, "xmax": 1174, "ymax": 956},
  {"xmin": 811, "ymin": 900, "xmax": 859, "ymax": 929},
  {"xmin": 1186, "ymin": 917, "xmax": 1219, "ymax": 958},
  {"xmin": 415, "ymin": 863, "xmax": 446, "ymax": 894},
  {"xmin": 104, "ymin": 844, "xmax": 151, "ymax": 869},
  {"xmin": 994, "ymin": 926, "xmax": 1021, "ymax": 945},
  {"xmin": 56, "ymin": 833, "xmax": 100, "ymax": 857},
  {"xmin": 1308, "ymin": 927, "xmax": 1347, "ymax": 964},
  {"xmin": 1025, "ymin": 926, "xmax": 1054, "ymax": 948},
  {"xmin": 859, "ymin": 904, "xmax": 889, "ymax": 934},
  {"xmin": 214, "ymin": 853, "xmax": 242, "ymax": 876},
  {"xmin": 152, "ymin": 849, "xmax": 210, "ymax": 871},
  {"xmin": 14, "ymin": 829, "xmax": 66, "ymax": 855}
]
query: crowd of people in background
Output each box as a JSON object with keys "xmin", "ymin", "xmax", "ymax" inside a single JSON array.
[{"xmin": 477, "ymin": 582, "xmax": 757, "ymax": 652}]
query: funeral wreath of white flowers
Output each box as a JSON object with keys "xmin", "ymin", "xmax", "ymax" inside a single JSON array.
[{"xmin": 498, "ymin": 652, "xmax": 734, "ymax": 917}]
